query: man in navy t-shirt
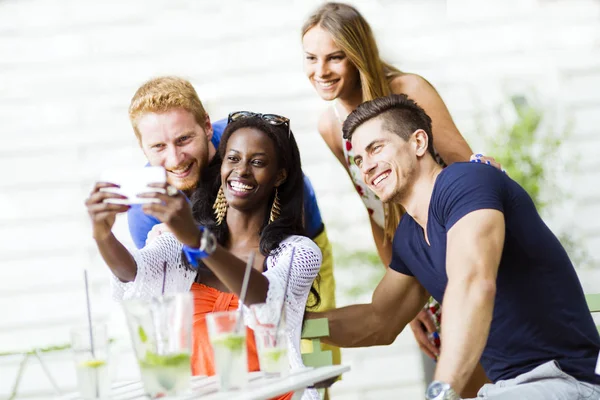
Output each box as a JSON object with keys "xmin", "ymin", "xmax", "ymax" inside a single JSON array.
[{"xmin": 315, "ymin": 94, "xmax": 600, "ymax": 399}]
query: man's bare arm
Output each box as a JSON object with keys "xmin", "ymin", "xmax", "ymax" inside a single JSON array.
[
  {"xmin": 310, "ymin": 268, "xmax": 429, "ymax": 348},
  {"xmin": 434, "ymin": 209, "xmax": 505, "ymax": 393}
]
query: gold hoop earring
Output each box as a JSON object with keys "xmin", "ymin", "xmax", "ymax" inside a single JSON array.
[
  {"xmin": 269, "ymin": 188, "xmax": 281, "ymax": 223},
  {"xmin": 213, "ymin": 185, "xmax": 228, "ymax": 225}
]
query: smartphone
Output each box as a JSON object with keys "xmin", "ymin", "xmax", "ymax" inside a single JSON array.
[{"xmin": 99, "ymin": 166, "xmax": 167, "ymax": 204}]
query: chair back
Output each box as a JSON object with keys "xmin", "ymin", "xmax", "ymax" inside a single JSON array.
[
  {"xmin": 300, "ymin": 318, "xmax": 333, "ymax": 368},
  {"xmin": 585, "ymin": 293, "xmax": 600, "ymax": 333}
]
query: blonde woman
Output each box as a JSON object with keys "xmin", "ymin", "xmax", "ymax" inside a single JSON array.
[{"xmin": 301, "ymin": 2, "xmax": 488, "ymax": 396}]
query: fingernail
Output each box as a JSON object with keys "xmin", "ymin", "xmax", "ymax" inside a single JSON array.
[
  {"xmin": 477, "ymin": 159, "xmax": 481, "ymax": 163},
  {"xmin": 476, "ymin": 153, "xmax": 483, "ymax": 157},
  {"xmin": 486, "ymin": 160, "xmax": 491, "ymax": 165},
  {"xmin": 470, "ymin": 160, "xmax": 476, "ymax": 163}
]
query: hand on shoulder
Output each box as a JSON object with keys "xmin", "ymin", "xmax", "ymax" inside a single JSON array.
[{"xmin": 470, "ymin": 153, "xmax": 504, "ymax": 173}]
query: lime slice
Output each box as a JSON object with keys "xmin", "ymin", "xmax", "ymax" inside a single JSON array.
[
  {"xmin": 139, "ymin": 351, "xmax": 190, "ymax": 368},
  {"xmin": 265, "ymin": 348, "xmax": 286, "ymax": 363},
  {"xmin": 138, "ymin": 326, "xmax": 148, "ymax": 343},
  {"xmin": 79, "ymin": 359, "xmax": 106, "ymax": 368},
  {"xmin": 211, "ymin": 334, "xmax": 245, "ymax": 352}
]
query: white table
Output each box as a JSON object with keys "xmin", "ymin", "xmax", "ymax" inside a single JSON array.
[{"xmin": 61, "ymin": 365, "xmax": 350, "ymax": 400}]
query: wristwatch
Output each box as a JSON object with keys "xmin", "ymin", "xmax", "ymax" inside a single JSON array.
[
  {"xmin": 425, "ymin": 381, "xmax": 460, "ymax": 400},
  {"xmin": 182, "ymin": 226, "xmax": 217, "ymax": 268}
]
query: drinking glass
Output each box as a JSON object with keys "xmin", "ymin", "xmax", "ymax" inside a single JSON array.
[
  {"xmin": 250, "ymin": 303, "xmax": 289, "ymax": 377},
  {"xmin": 70, "ymin": 323, "xmax": 110, "ymax": 399},
  {"xmin": 206, "ymin": 311, "xmax": 248, "ymax": 390},
  {"xmin": 122, "ymin": 293, "xmax": 193, "ymax": 398}
]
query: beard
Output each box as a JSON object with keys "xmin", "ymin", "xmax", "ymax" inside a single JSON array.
[
  {"xmin": 167, "ymin": 167, "xmax": 200, "ymax": 193},
  {"xmin": 383, "ymin": 160, "xmax": 417, "ymax": 205},
  {"xmin": 386, "ymin": 182, "xmax": 410, "ymax": 204}
]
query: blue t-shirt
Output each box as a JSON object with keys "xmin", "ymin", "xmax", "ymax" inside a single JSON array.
[
  {"xmin": 391, "ymin": 162, "xmax": 600, "ymax": 384},
  {"xmin": 128, "ymin": 118, "xmax": 324, "ymax": 248}
]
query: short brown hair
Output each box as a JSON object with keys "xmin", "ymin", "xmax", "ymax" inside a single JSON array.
[
  {"xmin": 342, "ymin": 94, "xmax": 435, "ymax": 157},
  {"xmin": 128, "ymin": 76, "xmax": 208, "ymax": 141}
]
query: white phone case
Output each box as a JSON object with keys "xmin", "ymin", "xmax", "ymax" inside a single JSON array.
[{"xmin": 99, "ymin": 166, "xmax": 167, "ymax": 204}]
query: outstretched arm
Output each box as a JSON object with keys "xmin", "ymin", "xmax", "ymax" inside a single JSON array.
[
  {"xmin": 85, "ymin": 182, "xmax": 137, "ymax": 282},
  {"xmin": 370, "ymin": 215, "xmax": 441, "ymax": 359},
  {"xmin": 310, "ymin": 268, "xmax": 428, "ymax": 348},
  {"xmin": 434, "ymin": 209, "xmax": 505, "ymax": 393}
]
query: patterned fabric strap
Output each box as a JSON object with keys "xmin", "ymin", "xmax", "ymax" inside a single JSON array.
[
  {"xmin": 332, "ymin": 102, "xmax": 386, "ymax": 228},
  {"xmin": 426, "ymin": 297, "xmax": 442, "ymax": 332}
]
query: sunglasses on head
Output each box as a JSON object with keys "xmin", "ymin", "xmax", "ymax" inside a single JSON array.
[{"xmin": 227, "ymin": 111, "xmax": 291, "ymax": 138}]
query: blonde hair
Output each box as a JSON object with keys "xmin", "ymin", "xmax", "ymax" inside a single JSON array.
[
  {"xmin": 129, "ymin": 76, "xmax": 208, "ymax": 141},
  {"xmin": 302, "ymin": 2, "xmax": 404, "ymax": 241}
]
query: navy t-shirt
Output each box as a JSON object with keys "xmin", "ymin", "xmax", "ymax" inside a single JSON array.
[
  {"xmin": 390, "ymin": 162, "xmax": 600, "ymax": 384},
  {"xmin": 128, "ymin": 118, "xmax": 324, "ymax": 248}
]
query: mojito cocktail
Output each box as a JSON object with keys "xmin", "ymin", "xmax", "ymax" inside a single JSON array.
[
  {"xmin": 123, "ymin": 293, "xmax": 193, "ymax": 398},
  {"xmin": 70, "ymin": 324, "xmax": 111, "ymax": 399},
  {"xmin": 250, "ymin": 303, "xmax": 289, "ymax": 376},
  {"xmin": 138, "ymin": 351, "xmax": 191, "ymax": 395},
  {"xmin": 206, "ymin": 311, "xmax": 248, "ymax": 390},
  {"xmin": 255, "ymin": 328, "xmax": 289, "ymax": 376}
]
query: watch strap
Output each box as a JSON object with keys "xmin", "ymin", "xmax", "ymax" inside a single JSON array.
[
  {"xmin": 181, "ymin": 226, "xmax": 215, "ymax": 268},
  {"xmin": 182, "ymin": 244, "xmax": 209, "ymax": 268}
]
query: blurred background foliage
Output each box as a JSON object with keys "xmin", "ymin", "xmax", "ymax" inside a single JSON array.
[{"xmin": 487, "ymin": 94, "xmax": 594, "ymax": 269}]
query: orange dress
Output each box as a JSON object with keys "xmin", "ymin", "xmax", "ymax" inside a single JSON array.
[{"xmin": 190, "ymin": 283, "xmax": 293, "ymax": 400}]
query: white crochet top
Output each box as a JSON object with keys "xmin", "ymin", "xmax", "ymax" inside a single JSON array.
[{"xmin": 111, "ymin": 233, "xmax": 322, "ymax": 400}]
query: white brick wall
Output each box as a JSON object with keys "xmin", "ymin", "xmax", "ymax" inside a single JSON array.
[{"xmin": 1, "ymin": 0, "xmax": 600, "ymax": 398}]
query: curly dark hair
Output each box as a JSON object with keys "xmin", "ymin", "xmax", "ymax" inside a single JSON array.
[{"xmin": 190, "ymin": 116, "xmax": 320, "ymax": 308}]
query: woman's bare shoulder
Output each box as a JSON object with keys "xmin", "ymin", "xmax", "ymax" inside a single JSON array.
[
  {"xmin": 317, "ymin": 107, "xmax": 338, "ymax": 136},
  {"xmin": 317, "ymin": 106, "xmax": 342, "ymax": 151},
  {"xmin": 390, "ymin": 72, "xmax": 436, "ymax": 96}
]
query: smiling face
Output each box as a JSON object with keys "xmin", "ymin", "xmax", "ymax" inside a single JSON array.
[
  {"xmin": 352, "ymin": 117, "xmax": 420, "ymax": 204},
  {"xmin": 137, "ymin": 108, "xmax": 213, "ymax": 194},
  {"xmin": 302, "ymin": 25, "xmax": 361, "ymax": 102},
  {"xmin": 221, "ymin": 127, "xmax": 286, "ymax": 213}
]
